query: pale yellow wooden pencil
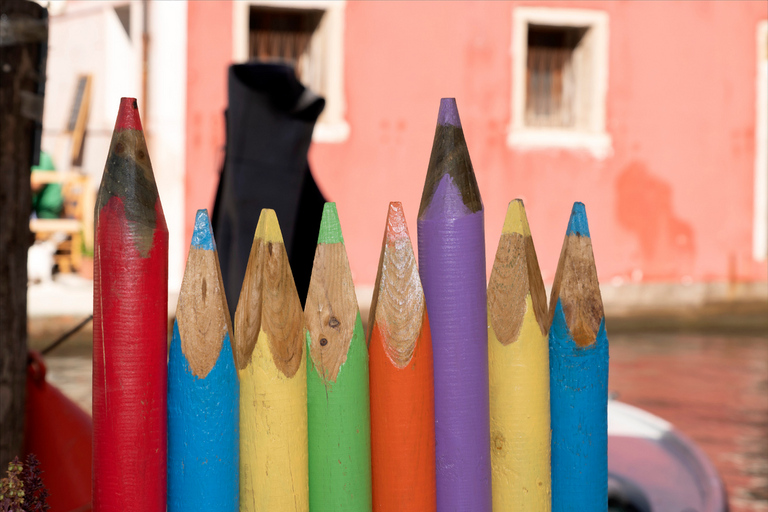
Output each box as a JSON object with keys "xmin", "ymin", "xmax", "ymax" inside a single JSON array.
[
  {"xmin": 235, "ymin": 209, "xmax": 308, "ymax": 512},
  {"xmin": 488, "ymin": 199, "xmax": 551, "ymax": 511}
]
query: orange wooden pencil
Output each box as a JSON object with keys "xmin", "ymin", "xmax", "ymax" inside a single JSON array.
[{"xmin": 368, "ymin": 202, "xmax": 436, "ymax": 512}]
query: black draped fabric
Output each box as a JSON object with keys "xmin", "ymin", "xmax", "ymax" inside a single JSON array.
[{"xmin": 213, "ymin": 63, "xmax": 326, "ymax": 318}]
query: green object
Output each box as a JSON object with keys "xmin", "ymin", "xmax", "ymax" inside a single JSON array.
[
  {"xmin": 306, "ymin": 313, "xmax": 371, "ymax": 512},
  {"xmin": 31, "ymin": 151, "xmax": 63, "ymax": 219},
  {"xmin": 306, "ymin": 203, "xmax": 372, "ymax": 512},
  {"xmin": 317, "ymin": 202, "xmax": 344, "ymax": 244}
]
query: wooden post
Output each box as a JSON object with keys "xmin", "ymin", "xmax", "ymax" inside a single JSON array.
[
  {"xmin": 234, "ymin": 209, "xmax": 308, "ymax": 511},
  {"xmin": 488, "ymin": 199, "xmax": 551, "ymax": 511},
  {"xmin": 168, "ymin": 209, "xmax": 238, "ymax": 511},
  {"xmin": 417, "ymin": 98, "xmax": 491, "ymax": 512},
  {"xmin": 368, "ymin": 202, "xmax": 436, "ymax": 512},
  {"xmin": 0, "ymin": 0, "xmax": 47, "ymax": 465},
  {"xmin": 305, "ymin": 203, "xmax": 372, "ymax": 511},
  {"xmin": 549, "ymin": 202, "xmax": 608, "ymax": 512},
  {"xmin": 93, "ymin": 98, "xmax": 168, "ymax": 511}
]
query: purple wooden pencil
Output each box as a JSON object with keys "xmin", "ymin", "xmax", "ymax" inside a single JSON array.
[{"xmin": 417, "ymin": 98, "xmax": 491, "ymax": 512}]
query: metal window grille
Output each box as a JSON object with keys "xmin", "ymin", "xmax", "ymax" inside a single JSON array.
[
  {"xmin": 525, "ymin": 25, "xmax": 586, "ymax": 129},
  {"xmin": 248, "ymin": 7, "xmax": 324, "ymax": 83}
]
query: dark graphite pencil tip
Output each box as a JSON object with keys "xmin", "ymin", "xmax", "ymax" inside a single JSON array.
[
  {"xmin": 97, "ymin": 98, "xmax": 163, "ymax": 256},
  {"xmin": 437, "ymin": 98, "xmax": 461, "ymax": 128},
  {"xmin": 419, "ymin": 98, "xmax": 481, "ymax": 218}
]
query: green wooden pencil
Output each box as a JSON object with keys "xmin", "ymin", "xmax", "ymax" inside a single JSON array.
[{"xmin": 305, "ymin": 203, "xmax": 372, "ymax": 512}]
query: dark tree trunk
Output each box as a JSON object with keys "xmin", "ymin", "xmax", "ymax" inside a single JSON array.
[{"xmin": 0, "ymin": 0, "xmax": 47, "ymax": 466}]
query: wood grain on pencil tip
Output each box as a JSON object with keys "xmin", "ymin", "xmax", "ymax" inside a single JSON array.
[
  {"xmin": 306, "ymin": 202, "xmax": 371, "ymax": 512},
  {"xmin": 305, "ymin": 203, "xmax": 358, "ymax": 383},
  {"xmin": 235, "ymin": 209, "xmax": 304, "ymax": 376},
  {"xmin": 176, "ymin": 210, "xmax": 234, "ymax": 378},
  {"xmin": 488, "ymin": 199, "xmax": 551, "ymax": 511},
  {"xmin": 369, "ymin": 201, "xmax": 436, "ymax": 512},
  {"xmin": 235, "ymin": 208, "xmax": 308, "ymax": 512},
  {"xmin": 549, "ymin": 202, "xmax": 603, "ymax": 347},
  {"xmin": 549, "ymin": 202, "xmax": 608, "ymax": 512},
  {"xmin": 488, "ymin": 199, "xmax": 548, "ymax": 345},
  {"xmin": 368, "ymin": 202, "xmax": 425, "ymax": 367},
  {"xmin": 168, "ymin": 209, "xmax": 238, "ymax": 512}
]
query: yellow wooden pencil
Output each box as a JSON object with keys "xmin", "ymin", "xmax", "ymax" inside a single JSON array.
[
  {"xmin": 235, "ymin": 209, "xmax": 308, "ymax": 512},
  {"xmin": 488, "ymin": 199, "xmax": 551, "ymax": 511}
]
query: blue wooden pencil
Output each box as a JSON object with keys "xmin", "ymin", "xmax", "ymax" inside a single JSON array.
[
  {"xmin": 549, "ymin": 202, "xmax": 608, "ymax": 512},
  {"xmin": 167, "ymin": 209, "xmax": 239, "ymax": 511}
]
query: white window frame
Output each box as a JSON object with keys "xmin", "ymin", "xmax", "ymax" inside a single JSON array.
[
  {"xmin": 754, "ymin": 20, "xmax": 768, "ymax": 261},
  {"xmin": 232, "ymin": 0, "xmax": 349, "ymax": 143},
  {"xmin": 508, "ymin": 7, "xmax": 611, "ymax": 159}
]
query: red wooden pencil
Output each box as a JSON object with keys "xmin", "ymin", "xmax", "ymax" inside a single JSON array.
[
  {"xmin": 93, "ymin": 98, "xmax": 168, "ymax": 511},
  {"xmin": 368, "ymin": 202, "xmax": 436, "ymax": 512}
]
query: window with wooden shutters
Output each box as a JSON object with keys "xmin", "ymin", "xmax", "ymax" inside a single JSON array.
[
  {"xmin": 509, "ymin": 8, "xmax": 611, "ymax": 158},
  {"xmin": 233, "ymin": 1, "xmax": 349, "ymax": 143},
  {"xmin": 525, "ymin": 25, "xmax": 587, "ymax": 129},
  {"xmin": 248, "ymin": 7, "xmax": 323, "ymax": 84}
]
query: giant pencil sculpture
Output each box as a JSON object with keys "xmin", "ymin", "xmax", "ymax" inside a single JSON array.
[
  {"xmin": 305, "ymin": 203, "xmax": 372, "ymax": 511},
  {"xmin": 168, "ymin": 209, "xmax": 239, "ymax": 511},
  {"xmin": 488, "ymin": 200, "xmax": 551, "ymax": 511},
  {"xmin": 93, "ymin": 98, "xmax": 167, "ymax": 510},
  {"xmin": 368, "ymin": 202, "xmax": 436, "ymax": 512},
  {"xmin": 417, "ymin": 98, "xmax": 491, "ymax": 511},
  {"xmin": 549, "ymin": 202, "xmax": 608, "ymax": 512},
  {"xmin": 235, "ymin": 209, "xmax": 308, "ymax": 511}
]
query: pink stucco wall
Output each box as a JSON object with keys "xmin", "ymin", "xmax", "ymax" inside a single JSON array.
[
  {"xmin": 186, "ymin": 1, "xmax": 767, "ymax": 286},
  {"xmin": 185, "ymin": 1, "xmax": 231, "ymax": 251}
]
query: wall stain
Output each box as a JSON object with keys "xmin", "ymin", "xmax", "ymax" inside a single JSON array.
[{"xmin": 615, "ymin": 161, "xmax": 695, "ymax": 279}]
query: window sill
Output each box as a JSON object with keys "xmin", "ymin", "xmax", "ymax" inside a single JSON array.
[
  {"xmin": 313, "ymin": 120, "xmax": 350, "ymax": 144},
  {"xmin": 507, "ymin": 128, "xmax": 612, "ymax": 159}
]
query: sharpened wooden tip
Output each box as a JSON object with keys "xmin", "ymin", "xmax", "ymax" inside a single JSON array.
[
  {"xmin": 549, "ymin": 202, "xmax": 603, "ymax": 347},
  {"xmin": 488, "ymin": 200, "xmax": 548, "ymax": 345},
  {"xmin": 235, "ymin": 209, "xmax": 304, "ymax": 376},
  {"xmin": 176, "ymin": 209, "xmax": 233, "ymax": 378},
  {"xmin": 419, "ymin": 99, "xmax": 482, "ymax": 218},
  {"xmin": 368, "ymin": 202, "xmax": 425, "ymax": 368},
  {"xmin": 96, "ymin": 98, "xmax": 160, "ymax": 257},
  {"xmin": 305, "ymin": 204, "xmax": 358, "ymax": 382}
]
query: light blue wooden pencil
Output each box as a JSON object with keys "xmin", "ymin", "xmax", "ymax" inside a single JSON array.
[
  {"xmin": 549, "ymin": 202, "xmax": 609, "ymax": 512},
  {"xmin": 168, "ymin": 209, "xmax": 239, "ymax": 511}
]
